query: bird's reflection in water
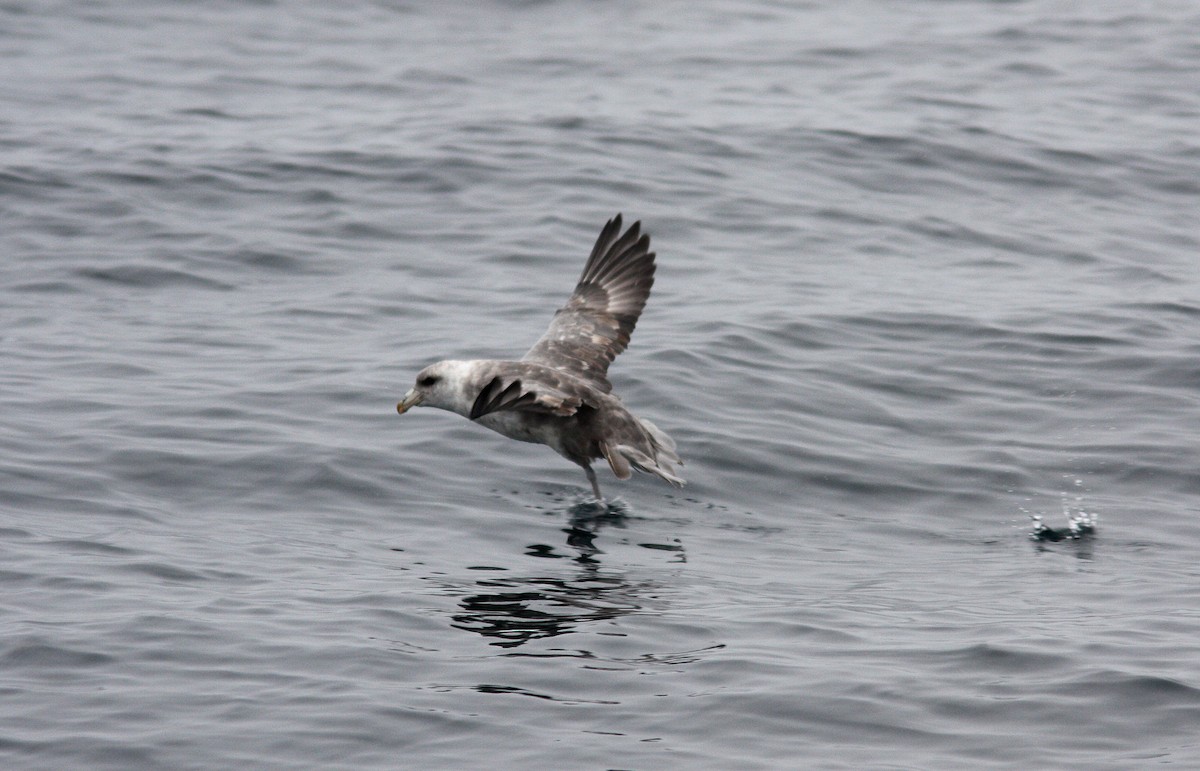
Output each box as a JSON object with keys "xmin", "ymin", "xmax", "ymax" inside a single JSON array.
[{"xmin": 451, "ymin": 498, "xmax": 677, "ymax": 648}]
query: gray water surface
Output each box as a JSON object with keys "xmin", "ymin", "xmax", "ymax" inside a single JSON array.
[{"xmin": 4, "ymin": 1, "xmax": 1200, "ymax": 768}]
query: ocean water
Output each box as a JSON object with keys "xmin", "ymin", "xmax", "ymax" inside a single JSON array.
[{"xmin": 4, "ymin": 1, "xmax": 1200, "ymax": 768}]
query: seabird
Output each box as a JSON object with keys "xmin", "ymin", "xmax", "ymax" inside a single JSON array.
[{"xmin": 396, "ymin": 214, "xmax": 684, "ymax": 499}]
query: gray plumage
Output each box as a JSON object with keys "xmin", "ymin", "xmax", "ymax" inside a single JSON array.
[{"xmin": 396, "ymin": 214, "xmax": 684, "ymax": 499}]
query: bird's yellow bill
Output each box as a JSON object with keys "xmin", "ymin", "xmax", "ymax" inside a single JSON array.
[{"xmin": 396, "ymin": 389, "xmax": 422, "ymax": 414}]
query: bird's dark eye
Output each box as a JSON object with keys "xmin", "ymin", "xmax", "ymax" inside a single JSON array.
[{"xmin": 418, "ymin": 375, "xmax": 440, "ymax": 387}]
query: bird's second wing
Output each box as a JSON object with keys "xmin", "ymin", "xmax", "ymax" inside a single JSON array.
[
  {"xmin": 468, "ymin": 363, "xmax": 599, "ymax": 420},
  {"xmin": 521, "ymin": 214, "xmax": 656, "ymax": 393}
]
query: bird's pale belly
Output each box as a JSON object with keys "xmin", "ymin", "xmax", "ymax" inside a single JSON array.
[{"xmin": 475, "ymin": 411, "xmax": 569, "ymax": 452}]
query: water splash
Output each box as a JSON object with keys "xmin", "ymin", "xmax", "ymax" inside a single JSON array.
[{"xmin": 1029, "ymin": 478, "xmax": 1099, "ymax": 542}]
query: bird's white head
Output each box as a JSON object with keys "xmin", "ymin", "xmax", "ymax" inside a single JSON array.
[{"xmin": 396, "ymin": 360, "xmax": 476, "ymax": 417}]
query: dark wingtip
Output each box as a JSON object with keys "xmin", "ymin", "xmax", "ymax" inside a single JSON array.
[{"xmin": 468, "ymin": 375, "xmax": 499, "ymax": 420}]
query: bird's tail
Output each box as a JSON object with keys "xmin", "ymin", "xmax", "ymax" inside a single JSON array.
[{"xmin": 602, "ymin": 417, "xmax": 685, "ymax": 488}]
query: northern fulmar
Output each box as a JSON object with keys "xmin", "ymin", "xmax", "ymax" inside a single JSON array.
[{"xmin": 396, "ymin": 214, "xmax": 684, "ymax": 500}]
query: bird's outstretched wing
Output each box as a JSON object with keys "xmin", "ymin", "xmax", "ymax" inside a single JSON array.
[{"xmin": 521, "ymin": 214, "xmax": 656, "ymax": 393}]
